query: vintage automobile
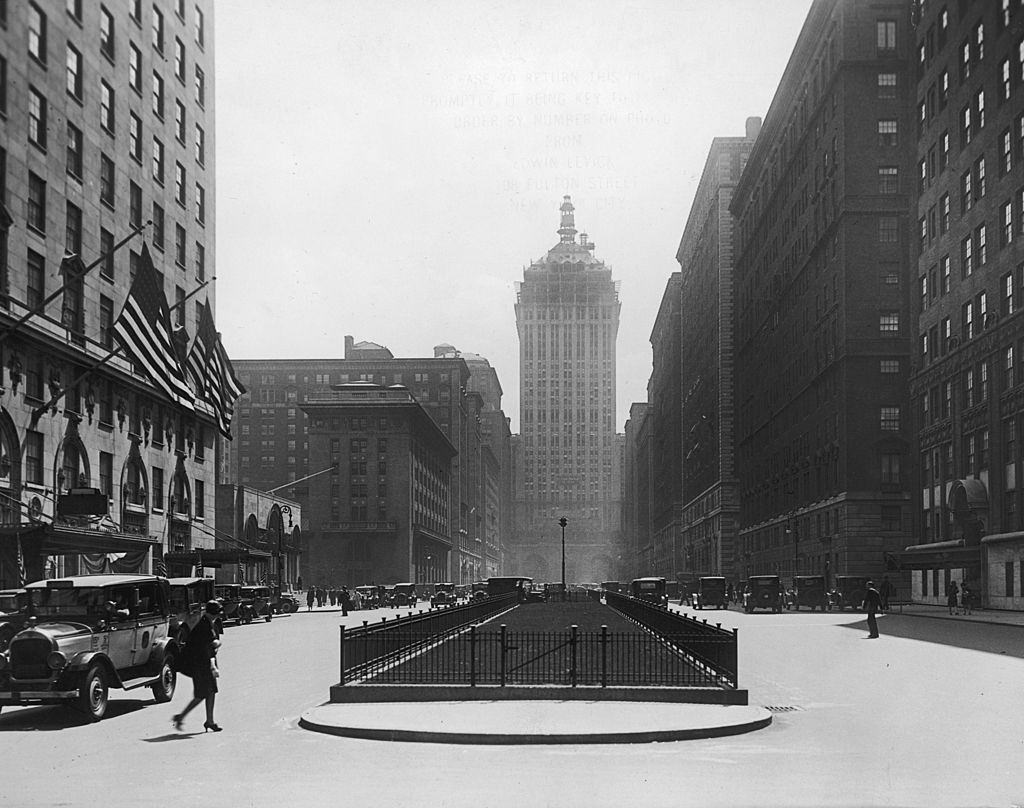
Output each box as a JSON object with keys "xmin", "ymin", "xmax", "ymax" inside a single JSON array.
[
  {"xmin": 630, "ymin": 577, "xmax": 668, "ymax": 605},
  {"xmin": 600, "ymin": 580, "xmax": 622, "ymax": 594},
  {"xmin": 239, "ymin": 585, "xmax": 274, "ymax": 621},
  {"xmin": 0, "ymin": 589, "xmax": 27, "ymax": 652},
  {"xmin": 486, "ymin": 576, "xmax": 533, "ymax": 602},
  {"xmin": 167, "ymin": 577, "xmax": 216, "ymax": 644},
  {"xmin": 694, "ymin": 576, "xmax": 728, "ymax": 610},
  {"xmin": 832, "ymin": 575, "xmax": 870, "ymax": 611},
  {"xmin": 523, "ymin": 583, "xmax": 547, "ymax": 603},
  {"xmin": 214, "ymin": 583, "xmax": 255, "ymax": 625},
  {"xmin": 544, "ymin": 582, "xmax": 567, "ymax": 602},
  {"xmin": 470, "ymin": 581, "xmax": 488, "ymax": 601},
  {"xmin": 0, "ymin": 574, "xmax": 178, "ymax": 721},
  {"xmin": 390, "ymin": 582, "xmax": 418, "ymax": 608},
  {"xmin": 355, "ymin": 585, "xmax": 384, "ymax": 609},
  {"xmin": 787, "ymin": 575, "xmax": 829, "ymax": 611},
  {"xmin": 743, "ymin": 575, "xmax": 784, "ymax": 613},
  {"xmin": 276, "ymin": 591, "xmax": 300, "ymax": 613},
  {"xmin": 430, "ymin": 582, "xmax": 456, "ymax": 607}
]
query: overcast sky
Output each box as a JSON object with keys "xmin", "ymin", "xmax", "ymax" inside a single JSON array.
[{"xmin": 214, "ymin": 0, "xmax": 815, "ymax": 431}]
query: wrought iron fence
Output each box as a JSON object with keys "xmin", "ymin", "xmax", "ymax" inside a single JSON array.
[
  {"xmin": 356, "ymin": 623, "xmax": 730, "ymax": 687},
  {"xmin": 605, "ymin": 590, "xmax": 738, "ymax": 688},
  {"xmin": 339, "ymin": 593, "xmax": 516, "ymax": 684}
]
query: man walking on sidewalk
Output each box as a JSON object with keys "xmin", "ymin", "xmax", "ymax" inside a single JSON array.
[{"xmin": 862, "ymin": 580, "xmax": 882, "ymax": 639}]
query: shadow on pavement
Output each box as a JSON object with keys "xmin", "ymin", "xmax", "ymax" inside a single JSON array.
[
  {"xmin": 837, "ymin": 614, "xmax": 1024, "ymax": 659},
  {"xmin": 0, "ymin": 698, "xmax": 151, "ymax": 731}
]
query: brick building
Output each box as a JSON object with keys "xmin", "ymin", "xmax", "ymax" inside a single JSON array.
[
  {"xmin": 731, "ymin": 0, "xmax": 916, "ymax": 584},
  {"xmin": 906, "ymin": 0, "xmax": 1024, "ymax": 608},
  {"xmin": 301, "ymin": 384, "xmax": 455, "ymax": 587},
  {"xmin": 675, "ymin": 123, "xmax": 761, "ymax": 585},
  {"xmin": 230, "ymin": 338, "xmax": 511, "ymax": 583},
  {"xmin": 0, "ymin": 1, "xmax": 224, "ymax": 585}
]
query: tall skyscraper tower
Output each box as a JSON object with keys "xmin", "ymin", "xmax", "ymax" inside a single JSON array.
[{"xmin": 513, "ymin": 197, "xmax": 622, "ymax": 582}]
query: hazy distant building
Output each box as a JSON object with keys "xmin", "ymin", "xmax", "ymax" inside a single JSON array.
[
  {"xmin": 675, "ymin": 122, "xmax": 761, "ymax": 584},
  {"xmin": 731, "ymin": 0, "xmax": 916, "ymax": 583},
  {"xmin": 513, "ymin": 197, "xmax": 623, "ymax": 582},
  {"xmin": 622, "ymin": 402, "xmax": 652, "ymax": 577}
]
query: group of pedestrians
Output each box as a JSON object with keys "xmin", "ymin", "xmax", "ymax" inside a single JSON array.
[
  {"xmin": 946, "ymin": 580, "xmax": 974, "ymax": 615},
  {"xmin": 304, "ymin": 586, "xmax": 354, "ymax": 615}
]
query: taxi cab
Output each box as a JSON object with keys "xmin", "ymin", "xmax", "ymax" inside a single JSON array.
[{"xmin": 0, "ymin": 574, "xmax": 177, "ymax": 721}]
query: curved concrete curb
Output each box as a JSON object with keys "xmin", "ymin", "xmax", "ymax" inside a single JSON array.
[{"xmin": 299, "ymin": 701, "xmax": 772, "ymax": 745}]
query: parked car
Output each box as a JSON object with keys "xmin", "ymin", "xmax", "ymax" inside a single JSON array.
[
  {"xmin": 744, "ymin": 575, "xmax": 784, "ymax": 613},
  {"xmin": 430, "ymin": 582, "xmax": 456, "ymax": 607},
  {"xmin": 694, "ymin": 576, "xmax": 728, "ymax": 610},
  {"xmin": 167, "ymin": 577, "xmax": 216, "ymax": 644},
  {"xmin": 0, "ymin": 574, "xmax": 177, "ymax": 721},
  {"xmin": 523, "ymin": 583, "xmax": 547, "ymax": 603},
  {"xmin": 239, "ymin": 585, "xmax": 274, "ymax": 621},
  {"xmin": 214, "ymin": 583, "xmax": 255, "ymax": 624},
  {"xmin": 787, "ymin": 575, "xmax": 829, "ymax": 611},
  {"xmin": 630, "ymin": 577, "xmax": 668, "ymax": 605},
  {"xmin": 471, "ymin": 582, "xmax": 488, "ymax": 601},
  {"xmin": 832, "ymin": 575, "xmax": 870, "ymax": 611},
  {"xmin": 355, "ymin": 585, "xmax": 384, "ymax": 609},
  {"xmin": 0, "ymin": 589, "xmax": 27, "ymax": 652},
  {"xmin": 276, "ymin": 591, "xmax": 300, "ymax": 613},
  {"xmin": 390, "ymin": 582, "xmax": 418, "ymax": 608}
]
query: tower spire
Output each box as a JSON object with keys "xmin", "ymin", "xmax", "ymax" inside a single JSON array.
[{"xmin": 557, "ymin": 195, "xmax": 577, "ymax": 244}]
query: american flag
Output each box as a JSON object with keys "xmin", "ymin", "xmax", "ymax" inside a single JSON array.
[
  {"xmin": 16, "ymin": 534, "xmax": 26, "ymax": 587},
  {"xmin": 113, "ymin": 244, "xmax": 194, "ymax": 410},
  {"xmin": 186, "ymin": 300, "xmax": 245, "ymax": 437}
]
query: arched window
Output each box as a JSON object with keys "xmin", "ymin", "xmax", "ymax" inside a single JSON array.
[
  {"xmin": 55, "ymin": 435, "xmax": 90, "ymax": 494},
  {"xmin": 0, "ymin": 412, "xmax": 20, "ymax": 527},
  {"xmin": 120, "ymin": 457, "xmax": 149, "ymax": 536}
]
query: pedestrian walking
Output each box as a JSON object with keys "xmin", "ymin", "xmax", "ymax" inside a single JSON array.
[
  {"xmin": 329, "ymin": 588, "xmax": 337, "ymax": 607},
  {"xmin": 861, "ymin": 580, "xmax": 882, "ymax": 639},
  {"xmin": 340, "ymin": 587, "xmax": 351, "ymax": 617},
  {"xmin": 305, "ymin": 587, "xmax": 315, "ymax": 612},
  {"xmin": 947, "ymin": 580, "xmax": 960, "ymax": 615},
  {"xmin": 172, "ymin": 600, "xmax": 224, "ymax": 733},
  {"xmin": 961, "ymin": 583, "xmax": 973, "ymax": 615}
]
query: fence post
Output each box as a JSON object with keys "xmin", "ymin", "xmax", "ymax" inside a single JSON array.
[
  {"xmin": 339, "ymin": 624, "xmax": 346, "ymax": 685},
  {"xmin": 732, "ymin": 627, "xmax": 739, "ymax": 688},
  {"xmin": 470, "ymin": 624, "xmax": 477, "ymax": 687},
  {"xmin": 570, "ymin": 624, "xmax": 578, "ymax": 687},
  {"xmin": 500, "ymin": 624, "xmax": 507, "ymax": 687},
  {"xmin": 600, "ymin": 625, "xmax": 607, "ymax": 688}
]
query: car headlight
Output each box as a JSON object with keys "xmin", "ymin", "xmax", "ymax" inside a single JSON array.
[{"xmin": 46, "ymin": 651, "xmax": 67, "ymax": 670}]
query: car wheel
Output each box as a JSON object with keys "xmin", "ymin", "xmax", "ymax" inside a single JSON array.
[
  {"xmin": 77, "ymin": 664, "xmax": 109, "ymax": 722},
  {"xmin": 151, "ymin": 654, "xmax": 176, "ymax": 703}
]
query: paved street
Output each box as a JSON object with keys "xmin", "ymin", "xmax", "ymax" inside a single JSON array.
[{"xmin": 1, "ymin": 603, "xmax": 1022, "ymax": 808}]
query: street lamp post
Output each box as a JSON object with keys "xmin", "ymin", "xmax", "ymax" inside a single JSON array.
[
  {"xmin": 277, "ymin": 505, "xmax": 293, "ymax": 598},
  {"xmin": 558, "ymin": 516, "xmax": 567, "ymax": 602}
]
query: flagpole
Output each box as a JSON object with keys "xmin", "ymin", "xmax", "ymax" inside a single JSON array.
[
  {"xmin": 0, "ymin": 222, "xmax": 151, "ymax": 341},
  {"xmin": 28, "ymin": 277, "xmax": 213, "ymax": 426}
]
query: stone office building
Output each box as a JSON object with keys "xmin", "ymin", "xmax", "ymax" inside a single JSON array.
[
  {"xmin": 731, "ymin": 0, "xmax": 916, "ymax": 583},
  {"xmin": 1, "ymin": 1, "xmax": 224, "ymax": 585},
  {"xmin": 513, "ymin": 197, "xmax": 623, "ymax": 583}
]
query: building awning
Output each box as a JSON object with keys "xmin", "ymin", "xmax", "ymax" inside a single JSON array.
[
  {"xmin": 885, "ymin": 539, "xmax": 982, "ymax": 570},
  {"xmin": 1, "ymin": 523, "xmax": 159, "ymax": 555},
  {"xmin": 979, "ymin": 531, "xmax": 1024, "ymax": 545},
  {"xmin": 164, "ymin": 548, "xmax": 271, "ymax": 566}
]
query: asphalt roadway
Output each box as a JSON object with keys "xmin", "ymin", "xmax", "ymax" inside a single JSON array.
[{"xmin": 1, "ymin": 601, "xmax": 1022, "ymax": 808}]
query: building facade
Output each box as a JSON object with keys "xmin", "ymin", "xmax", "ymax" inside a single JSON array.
[
  {"xmin": 731, "ymin": 0, "xmax": 916, "ymax": 584},
  {"xmin": 622, "ymin": 401, "xmax": 651, "ymax": 578},
  {"xmin": 301, "ymin": 384, "xmax": 455, "ymax": 587},
  {"xmin": 0, "ymin": 1, "xmax": 222, "ymax": 585},
  {"xmin": 676, "ymin": 123, "xmax": 761, "ymax": 585},
  {"xmin": 513, "ymin": 196, "xmax": 623, "ymax": 583},
  {"xmin": 230, "ymin": 339, "xmax": 511, "ymax": 583},
  {"xmin": 907, "ymin": 0, "xmax": 1024, "ymax": 608}
]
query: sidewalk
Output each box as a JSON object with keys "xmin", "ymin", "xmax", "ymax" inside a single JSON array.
[{"xmin": 889, "ymin": 601, "xmax": 1024, "ymax": 627}]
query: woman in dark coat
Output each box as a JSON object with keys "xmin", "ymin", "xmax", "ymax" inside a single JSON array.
[{"xmin": 172, "ymin": 600, "xmax": 223, "ymax": 732}]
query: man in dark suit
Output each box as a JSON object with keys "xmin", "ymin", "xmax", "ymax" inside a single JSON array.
[{"xmin": 862, "ymin": 580, "xmax": 882, "ymax": 638}]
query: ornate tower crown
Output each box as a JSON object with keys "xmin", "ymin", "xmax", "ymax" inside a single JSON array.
[{"xmin": 557, "ymin": 195, "xmax": 577, "ymax": 244}]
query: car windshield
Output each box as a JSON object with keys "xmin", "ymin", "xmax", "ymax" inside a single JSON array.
[
  {"xmin": 0, "ymin": 594, "xmax": 21, "ymax": 612},
  {"xmin": 29, "ymin": 587, "xmax": 110, "ymax": 618}
]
